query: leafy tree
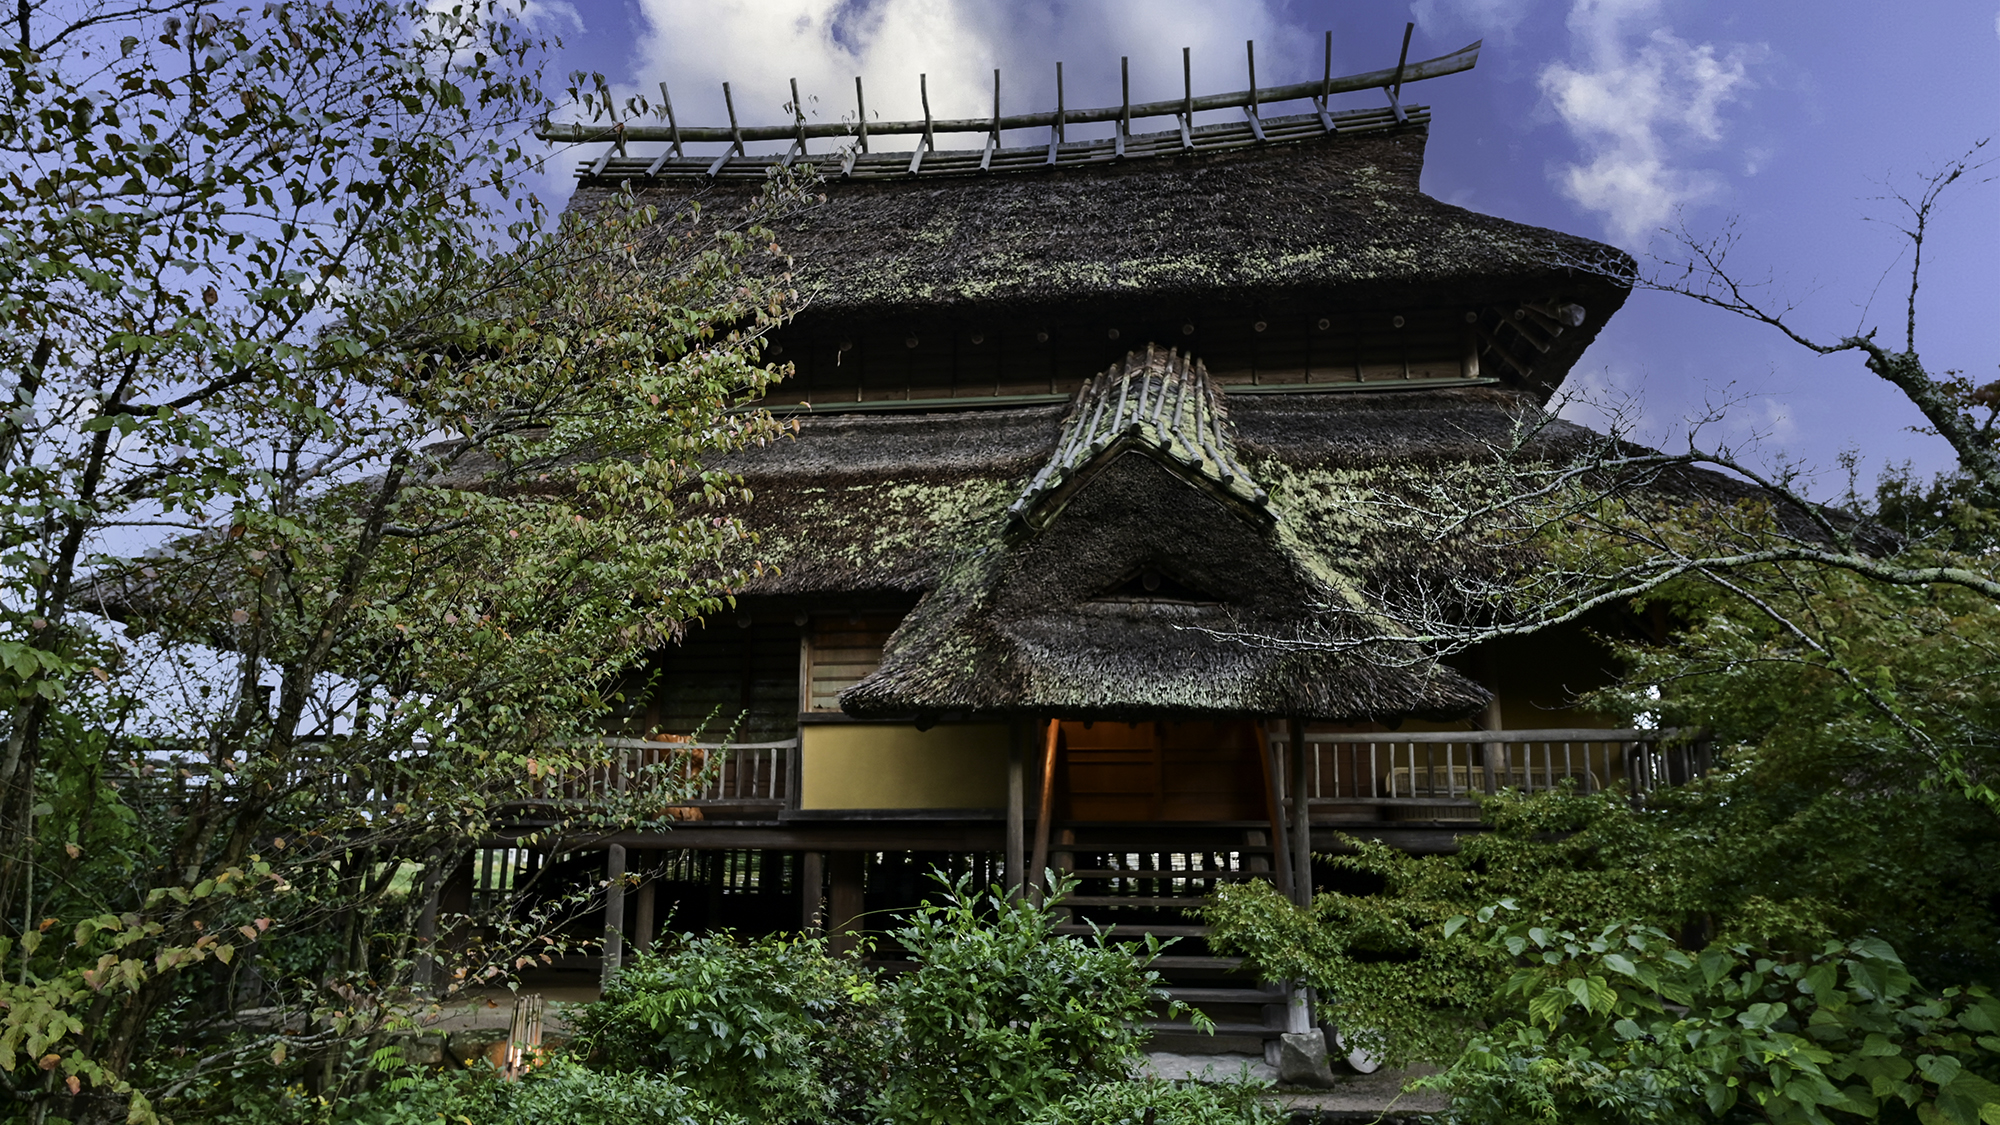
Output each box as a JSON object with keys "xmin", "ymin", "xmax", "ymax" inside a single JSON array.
[
  {"xmin": 0, "ymin": 0, "xmax": 806, "ymax": 1118},
  {"xmin": 1306, "ymin": 142, "xmax": 2000, "ymax": 811}
]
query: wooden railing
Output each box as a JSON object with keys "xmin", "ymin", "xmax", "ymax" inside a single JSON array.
[
  {"xmin": 536, "ymin": 738, "xmax": 796, "ymax": 807},
  {"xmin": 1270, "ymin": 729, "xmax": 1704, "ymax": 808},
  {"xmin": 115, "ymin": 737, "xmax": 797, "ymax": 816}
]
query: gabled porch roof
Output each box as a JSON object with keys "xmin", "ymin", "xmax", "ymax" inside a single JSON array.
[{"xmin": 837, "ymin": 347, "xmax": 1491, "ymax": 723}]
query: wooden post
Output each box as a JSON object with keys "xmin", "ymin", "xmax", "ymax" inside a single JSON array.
[
  {"xmin": 828, "ymin": 852, "xmax": 864, "ymax": 956},
  {"xmin": 854, "ymin": 76, "xmax": 869, "ymax": 152},
  {"xmin": 801, "ymin": 851, "xmax": 825, "ymax": 933},
  {"xmin": 1289, "ymin": 717, "xmax": 1312, "ymax": 907},
  {"xmin": 1256, "ymin": 725, "xmax": 1294, "ymax": 896},
  {"xmin": 1052, "ymin": 828, "xmax": 1075, "ymax": 917},
  {"xmin": 412, "ymin": 864, "xmax": 444, "ymax": 995},
  {"xmin": 1027, "ymin": 719, "xmax": 1060, "ymax": 903},
  {"xmin": 1287, "ymin": 983, "xmax": 1312, "ymax": 1034},
  {"xmin": 1478, "ymin": 648, "xmax": 1506, "ymax": 794},
  {"xmin": 634, "ymin": 861, "xmax": 657, "ymax": 954},
  {"xmin": 1006, "ymin": 725, "xmax": 1025, "ymax": 896},
  {"xmin": 600, "ymin": 844, "xmax": 626, "ymax": 987}
]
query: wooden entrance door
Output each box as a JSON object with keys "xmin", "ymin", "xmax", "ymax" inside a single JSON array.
[{"xmin": 1058, "ymin": 720, "xmax": 1266, "ymax": 822}]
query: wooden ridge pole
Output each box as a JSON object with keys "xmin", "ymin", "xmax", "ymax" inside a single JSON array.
[{"xmin": 541, "ymin": 37, "xmax": 1485, "ymax": 146}]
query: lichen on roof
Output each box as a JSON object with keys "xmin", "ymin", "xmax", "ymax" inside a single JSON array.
[{"xmin": 816, "ymin": 360, "xmax": 1507, "ymax": 722}]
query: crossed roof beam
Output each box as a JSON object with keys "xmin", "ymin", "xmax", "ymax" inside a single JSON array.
[{"xmin": 539, "ymin": 27, "xmax": 1481, "ymax": 179}]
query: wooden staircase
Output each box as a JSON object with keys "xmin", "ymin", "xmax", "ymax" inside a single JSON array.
[{"xmin": 1042, "ymin": 826, "xmax": 1296, "ymax": 1049}]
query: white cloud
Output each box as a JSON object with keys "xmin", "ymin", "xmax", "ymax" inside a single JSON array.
[
  {"xmin": 516, "ymin": 0, "xmax": 582, "ymax": 36},
  {"xmin": 615, "ymin": 0, "xmax": 1302, "ymax": 152},
  {"xmin": 1539, "ymin": 0, "xmax": 1759, "ymax": 248}
]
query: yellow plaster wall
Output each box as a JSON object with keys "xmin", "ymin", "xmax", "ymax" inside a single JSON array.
[{"xmin": 799, "ymin": 723, "xmax": 1013, "ymax": 810}]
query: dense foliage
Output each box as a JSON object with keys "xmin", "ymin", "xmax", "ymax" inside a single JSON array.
[
  {"xmin": 198, "ymin": 878, "xmax": 1267, "ymax": 1125},
  {"xmin": 566, "ymin": 878, "xmax": 1217, "ymax": 1125},
  {"xmin": 570, "ymin": 933, "xmax": 881, "ymax": 1122},
  {"xmin": 0, "ymin": 0, "xmax": 810, "ymax": 1117},
  {"xmin": 872, "ymin": 877, "xmax": 1191, "ymax": 1124},
  {"xmin": 1430, "ymin": 914, "xmax": 2000, "ymax": 1125},
  {"xmin": 1209, "ymin": 475, "xmax": 2000, "ymax": 1122}
]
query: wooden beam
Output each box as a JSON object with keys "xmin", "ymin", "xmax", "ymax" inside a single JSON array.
[
  {"xmin": 1116, "ymin": 56, "xmax": 1130, "ymax": 158},
  {"xmin": 1243, "ymin": 40, "xmax": 1266, "ymax": 141},
  {"xmin": 659, "ymin": 81, "xmax": 682, "ymax": 155},
  {"xmin": 1180, "ymin": 47, "xmax": 1194, "ymax": 150},
  {"xmin": 854, "ymin": 75, "xmax": 869, "ymax": 152},
  {"xmin": 1289, "ymin": 717, "xmax": 1312, "ymax": 906},
  {"xmin": 1384, "ymin": 22, "xmax": 1413, "ymax": 124},
  {"xmin": 540, "ymin": 38, "xmax": 1483, "ymax": 145},
  {"xmin": 1046, "ymin": 61, "xmax": 1065, "ymax": 165},
  {"xmin": 1027, "ymin": 718, "xmax": 1060, "ymax": 902},
  {"xmin": 574, "ymin": 825, "xmax": 1014, "ymax": 851},
  {"xmin": 1006, "ymin": 725, "xmax": 1025, "ymax": 895},
  {"xmin": 1257, "ymin": 724, "xmax": 1294, "ymax": 896}
]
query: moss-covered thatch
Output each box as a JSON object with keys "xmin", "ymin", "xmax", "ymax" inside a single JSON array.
[
  {"xmin": 700, "ymin": 360, "xmax": 1623, "ymax": 720},
  {"xmin": 573, "ymin": 125, "xmax": 1632, "ymax": 399}
]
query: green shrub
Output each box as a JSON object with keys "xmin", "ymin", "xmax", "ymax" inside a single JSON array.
[
  {"xmin": 1026, "ymin": 1078, "xmax": 1282, "ymax": 1125},
  {"xmin": 869, "ymin": 876, "xmax": 1192, "ymax": 1125},
  {"xmin": 1427, "ymin": 908, "xmax": 2000, "ymax": 1125},
  {"xmin": 497, "ymin": 1058, "xmax": 745, "ymax": 1125},
  {"xmin": 566, "ymin": 933, "xmax": 879, "ymax": 1122}
]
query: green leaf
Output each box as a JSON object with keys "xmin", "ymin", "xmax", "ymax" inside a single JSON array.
[{"xmin": 1919, "ymin": 1054, "xmax": 1964, "ymax": 1087}]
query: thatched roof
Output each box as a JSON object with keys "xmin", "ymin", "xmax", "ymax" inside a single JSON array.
[
  {"xmin": 717, "ymin": 378, "xmax": 1593, "ymax": 601},
  {"xmin": 572, "ymin": 123, "xmax": 1632, "ymax": 398},
  {"xmin": 815, "ymin": 349, "xmax": 1493, "ymax": 722}
]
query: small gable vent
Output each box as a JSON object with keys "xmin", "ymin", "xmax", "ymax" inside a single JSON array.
[{"xmin": 1092, "ymin": 568, "xmax": 1222, "ymax": 605}]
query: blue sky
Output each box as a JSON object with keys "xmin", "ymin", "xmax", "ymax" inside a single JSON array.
[{"xmin": 530, "ymin": 0, "xmax": 2000, "ymax": 499}]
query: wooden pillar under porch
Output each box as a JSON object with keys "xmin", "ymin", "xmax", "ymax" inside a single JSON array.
[
  {"xmin": 1288, "ymin": 716, "xmax": 1312, "ymax": 907},
  {"xmin": 800, "ymin": 851, "xmax": 826, "ymax": 933},
  {"xmin": 633, "ymin": 858, "xmax": 657, "ymax": 954},
  {"xmin": 1027, "ymin": 718, "xmax": 1059, "ymax": 904},
  {"xmin": 1006, "ymin": 724, "xmax": 1026, "ymax": 896},
  {"xmin": 1477, "ymin": 648, "xmax": 1506, "ymax": 793},
  {"xmin": 827, "ymin": 851, "xmax": 866, "ymax": 956},
  {"xmin": 600, "ymin": 844, "xmax": 627, "ymax": 987},
  {"xmin": 1257, "ymin": 726, "xmax": 1294, "ymax": 896}
]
